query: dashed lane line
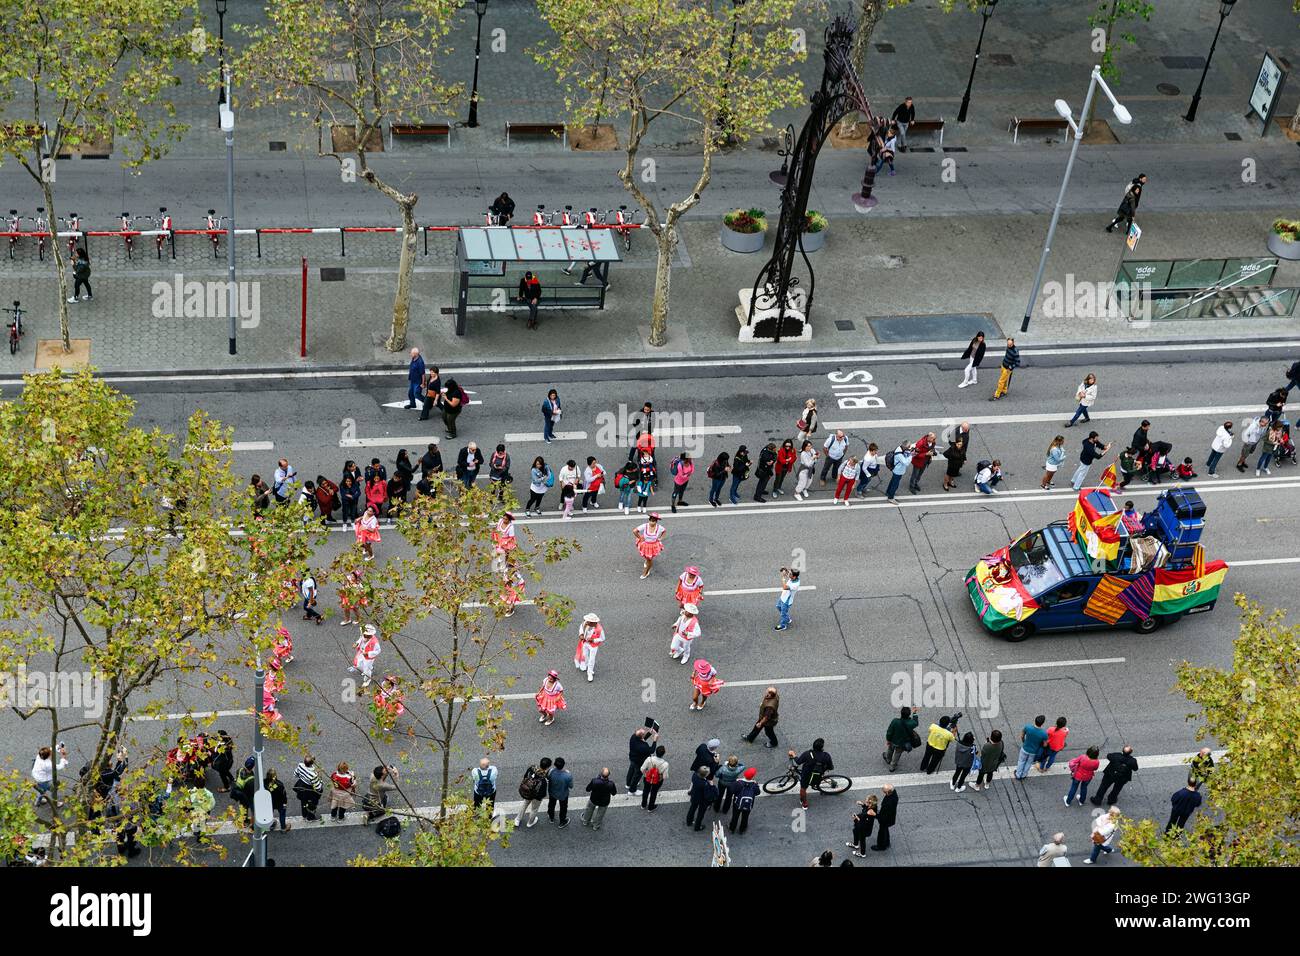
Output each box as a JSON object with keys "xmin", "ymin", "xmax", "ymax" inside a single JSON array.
[
  {"xmin": 824, "ymin": 403, "xmax": 1275, "ymax": 431},
  {"xmin": 996, "ymin": 657, "xmax": 1126, "ymax": 671}
]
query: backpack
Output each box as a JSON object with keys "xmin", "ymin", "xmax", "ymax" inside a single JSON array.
[
  {"xmin": 376, "ymin": 815, "xmax": 401, "ymax": 839},
  {"xmin": 885, "ymin": 450, "xmax": 897, "ymax": 471},
  {"xmin": 643, "ymin": 764, "xmax": 662, "ymax": 786},
  {"xmin": 976, "ymin": 459, "xmax": 992, "ymax": 473},
  {"xmin": 737, "ymin": 788, "xmax": 754, "ymax": 812},
  {"xmin": 519, "ymin": 767, "xmax": 546, "ymax": 800},
  {"xmin": 473, "ymin": 768, "xmax": 495, "ymax": 797},
  {"xmin": 669, "ymin": 457, "xmax": 681, "ymax": 477},
  {"xmin": 706, "ymin": 461, "xmax": 722, "ymax": 480},
  {"xmin": 544, "ymin": 469, "xmax": 555, "ymax": 488}
]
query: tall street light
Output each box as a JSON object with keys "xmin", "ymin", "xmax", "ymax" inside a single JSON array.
[
  {"xmin": 1184, "ymin": 0, "xmax": 1237, "ymax": 123},
  {"xmin": 957, "ymin": 0, "xmax": 998, "ymax": 124},
  {"xmin": 466, "ymin": 0, "xmax": 489, "ymax": 128},
  {"xmin": 215, "ymin": 0, "xmax": 228, "ymax": 106},
  {"xmin": 1020, "ymin": 65, "xmax": 1131, "ymax": 334},
  {"xmin": 220, "ymin": 68, "xmax": 237, "ymax": 355}
]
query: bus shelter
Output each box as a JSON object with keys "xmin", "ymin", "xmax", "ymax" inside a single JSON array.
[{"xmin": 453, "ymin": 226, "xmax": 622, "ymax": 335}]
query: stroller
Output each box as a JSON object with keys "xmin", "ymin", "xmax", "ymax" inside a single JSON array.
[
  {"xmin": 1144, "ymin": 440, "xmax": 1175, "ymax": 484},
  {"xmin": 1275, "ymin": 418, "xmax": 1298, "ymax": 467}
]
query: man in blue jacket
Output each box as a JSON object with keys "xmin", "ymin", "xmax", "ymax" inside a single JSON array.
[
  {"xmin": 406, "ymin": 347, "xmax": 425, "ymax": 409},
  {"xmin": 686, "ymin": 767, "xmax": 718, "ymax": 831}
]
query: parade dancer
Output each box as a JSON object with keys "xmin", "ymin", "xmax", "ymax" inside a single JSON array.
[
  {"xmin": 355, "ymin": 504, "xmax": 380, "ymax": 562},
  {"xmin": 500, "ymin": 568, "xmax": 527, "ymax": 617},
  {"xmin": 271, "ymin": 625, "xmax": 294, "ymax": 667},
  {"xmin": 669, "ymin": 602, "xmax": 701, "ymax": 665},
  {"xmin": 338, "ymin": 568, "xmax": 366, "ymax": 627},
  {"xmin": 373, "ymin": 676, "xmax": 406, "ymax": 725},
  {"xmin": 675, "ymin": 566, "xmax": 704, "ymax": 608},
  {"xmin": 262, "ymin": 661, "xmax": 284, "ymax": 725},
  {"xmin": 633, "ymin": 512, "xmax": 666, "ymax": 579},
  {"xmin": 535, "ymin": 670, "xmax": 566, "ymax": 726},
  {"xmin": 351, "ymin": 624, "xmax": 382, "ymax": 689},
  {"xmin": 690, "ymin": 659, "xmax": 724, "ymax": 711},
  {"xmin": 574, "ymin": 613, "xmax": 605, "ymax": 682},
  {"xmin": 491, "ymin": 511, "xmax": 517, "ymax": 573}
]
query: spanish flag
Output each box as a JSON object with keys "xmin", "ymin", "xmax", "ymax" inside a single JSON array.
[{"xmin": 1068, "ymin": 489, "xmax": 1123, "ymax": 562}]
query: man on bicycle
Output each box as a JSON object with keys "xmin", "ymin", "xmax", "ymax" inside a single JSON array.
[{"xmin": 789, "ymin": 739, "xmax": 833, "ymax": 810}]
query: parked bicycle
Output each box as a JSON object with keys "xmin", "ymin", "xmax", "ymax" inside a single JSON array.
[
  {"xmin": 32, "ymin": 207, "xmax": 50, "ymax": 261},
  {"xmin": 205, "ymin": 209, "xmax": 230, "ymax": 257},
  {"xmin": 6, "ymin": 210, "xmax": 20, "ymax": 259},
  {"xmin": 607, "ymin": 204, "xmax": 642, "ymax": 253},
  {"xmin": 3, "ymin": 300, "xmax": 25, "ymax": 355},
  {"xmin": 58, "ymin": 212, "xmax": 83, "ymax": 259},
  {"xmin": 152, "ymin": 207, "xmax": 173, "ymax": 259},
  {"xmin": 762, "ymin": 754, "xmax": 852, "ymax": 796}
]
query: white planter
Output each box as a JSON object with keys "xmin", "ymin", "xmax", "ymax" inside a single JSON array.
[
  {"xmin": 720, "ymin": 226, "xmax": 766, "ymax": 253},
  {"xmin": 799, "ymin": 228, "xmax": 826, "ymax": 253},
  {"xmin": 1267, "ymin": 231, "xmax": 1300, "ymax": 260}
]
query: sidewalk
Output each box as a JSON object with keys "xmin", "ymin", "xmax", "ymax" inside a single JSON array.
[{"xmin": 5, "ymin": 207, "xmax": 1295, "ymax": 374}]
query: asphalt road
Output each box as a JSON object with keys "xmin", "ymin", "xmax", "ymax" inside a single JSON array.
[{"xmin": 8, "ymin": 341, "xmax": 1298, "ymax": 866}]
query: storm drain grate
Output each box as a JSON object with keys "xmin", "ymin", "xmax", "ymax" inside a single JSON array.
[
  {"xmin": 987, "ymin": 53, "xmax": 1015, "ymax": 66},
  {"xmin": 1224, "ymin": 132, "xmax": 1242, "ymax": 141},
  {"xmin": 943, "ymin": 146, "xmax": 968, "ymax": 152},
  {"xmin": 910, "ymin": 146, "xmax": 936, "ymax": 153},
  {"xmin": 1160, "ymin": 55, "xmax": 1205, "ymax": 70},
  {"xmin": 875, "ymin": 43, "xmax": 895, "ymax": 53},
  {"xmin": 320, "ymin": 267, "xmax": 346, "ymax": 281},
  {"xmin": 269, "ymin": 141, "xmax": 287, "ymax": 151},
  {"xmin": 834, "ymin": 319, "xmax": 855, "ymax": 332},
  {"xmin": 1156, "ymin": 83, "xmax": 1181, "ymax": 96}
]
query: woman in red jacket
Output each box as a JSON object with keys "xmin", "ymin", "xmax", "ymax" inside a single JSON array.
[
  {"xmin": 1065, "ymin": 745, "xmax": 1100, "ymax": 806},
  {"xmin": 365, "ymin": 474, "xmax": 388, "ymax": 519},
  {"xmin": 772, "ymin": 439, "xmax": 797, "ymax": 497}
]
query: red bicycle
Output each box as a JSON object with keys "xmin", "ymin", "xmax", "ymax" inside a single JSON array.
[
  {"xmin": 6, "ymin": 210, "xmax": 20, "ymax": 259},
  {"xmin": 206, "ymin": 208, "xmax": 230, "ymax": 258},
  {"xmin": 58, "ymin": 213, "xmax": 82, "ymax": 259}
]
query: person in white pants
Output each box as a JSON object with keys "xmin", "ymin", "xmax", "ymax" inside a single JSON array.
[
  {"xmin": 669, "ymin": 604, "xmax": 701, "ymax": 664},
  {"xmin": 958, "ymin": 332, "xmax": 985, "ymax": 388},
  {"xmin": 574, "ymin": 612, "xmax": 605, "ymax": 682},
  {"xmin": 351, "ymin": 624, "xmax": 381, "ymax": 688}
]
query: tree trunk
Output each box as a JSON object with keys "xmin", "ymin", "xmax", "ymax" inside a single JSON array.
[
  {"xmin": 40, "ymin": 180, "xmax": 72, "ymax": 351},
  {"xmin": 1085, "ymin": 1, "xmax": 1119, "ymax": 131},
  {"xmin": 841, "ymin": 0, "xmax": 887, "ymax": 134},
  {"xmin": 385, "ymin": 199, "xmax": 418, "ymax": 352},
  {"xmin": 648, "ymin": 226, "xmax": 677, "ymax": 347}
]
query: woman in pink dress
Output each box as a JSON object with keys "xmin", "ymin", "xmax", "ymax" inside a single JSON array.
[
  {"xmin": 491, "ymin": 512, "xmax": 517, "ymax": 573},
  {"xmin": 338, "ymin": 568, "xmax": 367, "ymax": 626},
  {"xmin": 535, "ymin": 670, "xmax": 566, "ymax": 726},
  {"xmin": 675, "ymin": 566, "xmax": 704, "ymax": 608},
  {"xmin": 690, "ymin": 658, "xmax": 724, "ymax": 712},
  {"xmin": 355, "ymin": 504, "xmax": 381, "ymax": 561},
  {"xmin": 372, "ymin": 676, "xmax": 406, "ymax": 726},
  {"xmin": 500, "ymin": 568, "xmax": 526, "ymax": 617},
  {"xmin": 632, "ymin": 512, "xmax": 667, "ymax": 579}
]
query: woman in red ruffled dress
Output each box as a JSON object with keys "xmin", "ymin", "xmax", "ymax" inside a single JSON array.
[
  {"xmin": 535, "ymin": 670, "xmax": 566, "ymax": 726},
  {"xmin": 690, "ymin": 659, "xmax": 724, "ymax": 712},
  {"xmin": 633, "ymin": 512, "xmax": 667, "ymax": 579},
  {"xmin": 675, "ymin": 566, "xmax": 704, "ymax": 608},
  {"xmin": 354, "ymin": 505, "xmax": 381, "ymax": 561}
]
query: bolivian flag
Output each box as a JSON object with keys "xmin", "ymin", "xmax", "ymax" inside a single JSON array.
[
  {"xmin": 966, "ymin": 547, "xmax": 1039, "ymax": 631},
  {"xmin": 1068, "ymin": 489, "xmax": 1123, "ymax": 563},
  {"xmin": 1151, "ymin": 561, "xmax": 1229, "ymax": 615}
]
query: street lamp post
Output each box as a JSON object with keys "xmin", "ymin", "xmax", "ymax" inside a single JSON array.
[
  {"xmin": 251, "ymin": 655, "xmax": 270, "ymax": 867},
  {"xmin": 1184, "ymin": 0, "xmax": 1237, "ymax": 123},
  {"xmin": 466, "ymin": 0, "xmax": 489, "ymax": 128},
  {"xmin": 215, "ymin": 0, "xmax": 227, "ymax": 106},
  {"xmin": 957, "ymin": 0, "xmax": 998, "ymax": 124},
  {"xmin": 1020, "ymin": 65, "xmax": 1131, "ymax": 334},
  {"xmin": 220, "ymin": 68, "xmax": 237, "ymax": 355}
]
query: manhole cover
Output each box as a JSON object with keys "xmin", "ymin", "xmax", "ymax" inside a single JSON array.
[
  {"xmin": 1160, "ymin": 55, "xmax": 1205, "ymax": 70},
  {"xmin": 1224, "ymin": 132, "xmax": 1242, "ymax": 141},
  {"xmin": 834, "ymin": 319, "xmax": 855, "ymax": 332},
  {"xmin": 320, "ymin": 267, "xmax": 346, "ymax": 282},
  {"xmin": 987, "ymin": 53, "xmax": 1015, "ymax": 66},
  {"xmin": 875, "ymin": 42, "xmax": 895, "ymax": 53},
  {"xmin": 1156, "ymin": 83, "xmax": 1181, "ymax": 96},
  {"xmin": 269, "ymin": 141, "xmax": 287, "ymax": 151}
]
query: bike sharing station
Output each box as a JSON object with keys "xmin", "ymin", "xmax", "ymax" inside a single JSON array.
[{"xmin": 451, "ymin": 226, "xmax": 621, "ymax": 336}]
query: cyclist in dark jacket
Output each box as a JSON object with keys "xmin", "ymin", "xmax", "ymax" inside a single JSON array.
[{"xmin": 790, "ymin": 739, "xmax": 833, "ymax": 809}]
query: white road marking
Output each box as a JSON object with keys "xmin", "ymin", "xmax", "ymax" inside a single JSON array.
[
  {"xmin": 825, "ymin": 403, "xmax": 1272, "ymax": 431},
  {"xmin": 461, "ymin": 599, "xmax": 536, "ymax": 608},
  {"xmin": 707, "ymin": 586, "xmax": 819, "ymax": 596},
  {"xmin": 340, "ymin": 435, "xmax": 439, "ymax": 448},
  {"xmin": 502, "ymin": 431, "xmax": 590, "ymax": 442},
  {"xmin": 1224, "ymin": 556, "xmax": 1300, "ymax": 567},
  {"xmin": 129, "ymin": 708, "xmax": 251, "ymax": 722},
  {"xmin": 193, "ymin": 747, "xmax": 1227, "ymax": 836},
  {"xmin": 459, "ymin": 671, "xmax": 845, "ymax": 704},
  {"xmin": 997, "ymin": 657, "xmax": 1126, "ymax": 671},
  {"xmin": 231, "ymin": 441, "xmax": 274, "ymax": 452},
  {"xmin": 382, "ymin": 394, "xmax": 481, "ymax": 408}
]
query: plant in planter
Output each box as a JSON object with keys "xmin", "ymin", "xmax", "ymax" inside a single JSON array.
[
  {"xmin": 721, "ymin": 207, "xmax": 768, "ymax": 253},
  {"xmin": 799, "ymin": 209, "xmax": 828, "ymax": 252},
  {"xmin": 1268, "ymin": 217, "xmax": 1300, "ymax": 260}
]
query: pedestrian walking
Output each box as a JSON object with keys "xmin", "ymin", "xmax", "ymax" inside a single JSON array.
[
  {"xmin": 1090, "ymin": 746, "xmax": 1138, "ymax": 806},
  {"xmin": 668, "ymin": 451, "xmax": 694, "ymax": 512},
  {"xmin": 1038, "ymin": 717, "xmax": 1069, "ymax": 771},
  {"xmin": 848, "ymin": 794, "xmax": 878, "ymax": 857},
  {"xmin": 991, "ymin": 337, "xmax": 1020, "ymax": 400},
  {"xmin": 774, "ymin": 567, "xmax": 800, "ymax": 631},
  {"xmin": 941, "ymin": 437, "xmax": 966, "ymax": 491},
  {"xmin": 626, "ymin": 725, "xmax": 659, "ymax": 794},
  {"xmin": 882, "ymin": 706, "xmax": 920, "ymax": 772},
  {"xmin": 1014, "ymin": 715, "xmax": 1049, "ymax": 779},
  {"xmin": 574, "ymin": 613, "xmax": 605, "ymax": 682},
  {"xmin": 1066, "ymin": 374, "xmax": 1099, "ymax": 427},
  {"xmin": 1235, "ymin": 415, "xmax": 1268, "ymax": 472},
  {"xmin": 1037, "ymin": 833, "xmax": 1068, "ymax": 867},
  {"xmin": 668, "ymin": 602, "xmax": 701, "ymax": 664},
  {"xmin": 1285, "ymin": 358, "xmax": 1300, "ymax": 394},
  {"xmin": 515, "ymin": 759, "xmax": 551, "ymax": 828},
  {"xmin": 327, "ymin": 762, "xmax": 357, "ymax": 821},
  {"xmin": 1188, "ymin": 748, "xmax": 1214, "ymax": 788},
  {"xmin": 525, "ymin": 457, "xmax": 552, "ymax": 516},
  {"xmin": 834, "ymin": 455, "xmax": 859, "ymax": 505},
  {"xmin": 958, "ymin": 331, "xmax": 986, "ymax": 388},
  {"xmin": 820, "ymin": 429, "xmax": 848, "ymax": 484},
  {"xmin": 633, "ymin": 512, "xmax": 666, "ymax": 579},
  {"xmin": 470, "ymin": 757, "xmax": 498, "ymax": 815},
  {"xmin": 1105, "ymin": 174, "xmax": 1146, "ymax": 233},
  {"xmin": 706, "ymin": 452, "xmax": 730, "ymax": 506},
  {"xmin": 969, "ymin": 730, "xmax": 1005, "ymax": 791},
  {"xmin": 742, "ymin": 686, "xmax": 780, "ymax": 747},
  {"xmin": 714, "ymin": 756, "xmax": 745, "ymax": 813},
  {"xmin": 950, "ymin": 732, "xmax": 976, "ymax": 792},
  {"xmin": 686, "ymin": 767, "xmax": 718, "ymax": 831},
  {"xmin": 918, "ymin": 715, "xmax": 957, "ymax": 774},
  {"xmin": 795, "ymin": 399, "xmax": 819, "ymax": 443},
  {"xmin": 262, "ymin": 769, "xmax": 290, "ymax": 831},
  {"xmin": 639, "ymin": 746, "xmax": 669, "ymax": 811},
  {"xmin": 579, "ymin": 768, "xmax": 618, "ymax": 830},
  {"xmin": 793, "ymin": 441, "xmax": 818, "ymax": 499},
  {"xmin": 675, "ymin": 566, "xmax": 704, "ymax": 608},
  {"xmin": 885, "ymin": 442, "xmax": 911, "ymax": 502},
  {"xmin": 518, "ymin": 271, "xmax": 542, "ymax": 329},
  {"xmin": 873, "ymin": 785, "xmax": 898, "ymax": 851},
  {"xmin": 1061, "ymin": 745, "xmax": 1101, "ymax": 807},
  {"xmin": 729, "ymin": 767, "xmax": 760, "ymax": 834},
  {"xmin": 441, "ymin": 378, "xmax": 467, "ymax": 438},
  {"xmin": 856, "ymin": 443, "xmax": 882, "ymax": 496},
  {"xmin": 581, "ymin": 456, "xmax": 605, "ymax": 511},
  {"xmin": 1085, "ymin": 806, "xmax": 1122, "ymax": 864},
  {"xmin": 534, "ymin": 670, "xmax": 566, "ymax": 726},
  {"xmin": 541, "ymin": 388, "xmax": 562, "ymax": 442},
  {"xmin": 485, "ymin": 444, "xmax": 512, "ymax": 502},
  {"xmin": 405, "ymin": 347, "xmax": 425, "ymax": 409},
  {"xmin": 351, "ymin": 624, "xmax": 382, "ymax": 688},
  {"xmin": 1070, "ymin": 432, "xmax": 1112, "ymax": 491},
  {"xmin": 891, "ymin": 96, "xmax": 915, "ymax": 148},
  {"xmin": 557, "ymin": 458, "xmax": 580, "ymax": 518},
  {"xmin": 210, "ymin": 731, "xmax": 235, "ymax": 792},
  {"xmin": 70, "ymin": 247, "xmax": 92, "ymax": 301},
  {"xmin": 418, "ymin": 364, "xmax": 442, "ymax": 421},
  {"xmin": 728, "ymin": 445, "xmax": 750, "ymax": 504},
  {"xmin": 272, "ymin": 458, "xmax": 298, "ymax": 505},
  {"xmin": 753, "ymin": 441, "xmax": 777, "ymax": 501},
  {"xmin": 299, "ymin": 569, "xmax": 323, "ymax": 624},
  {"xmin": 908, "ymin": 432, "xmax": 936, "ymax": 494},
  {"xmin": 772, "ymin": 439, "xmax": 797, "ymax": 497},
  {"xmin": 1041, "ymin": 436, "xmax": 1066, "ymax": 490},
  {"xmin": 292, "ymin": 755, "xmax": 325, "ymax": 821},
  {"xmin": 546, "ymin": 758, "xmax": 573, "ymax": 827},
  {"xmin": 690, "ymin": 658, "xmax": 724, "ymax": 711}
]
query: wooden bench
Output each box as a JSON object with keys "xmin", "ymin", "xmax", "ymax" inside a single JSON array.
[
  {"xmin": 906, "ymin": 117, "xmax": 945, "ymax": 148},
  {"xmin": 506, "ymin": 121, "xmax": 567, "ymax": 149},
  {"xmin": 389, "ymin": 122, "xmax": 452, "ymax": 149},
  {"xmin": 1009, "ymin": 116, "xmax": 1070, "ymax": 144}
]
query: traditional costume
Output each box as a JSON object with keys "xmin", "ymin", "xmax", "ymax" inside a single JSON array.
[
  {"xmin": 690, "ymin": 659, "xmax": 724, "ymax": 710},
  {"xmin": 535, "ymin": 670, "xmax": 566, "ymax": 725},
  {"xmin": 675, "ymin": 566, "xmax": 704, "ymax": 608},
  {"xmin": 373, "ymin": 676, "xmax": 406, "ymax": 723},
  {"xmin": 669, "ymin": 603, "xmax": 701, "ymax": 664},
  {"xmin": 271, "ymin": 626, "xmax": 294, "ymax": 666},
  {"xmin": 352, "ymin": 624, "xmax": 382, "ymax": 687},
  {"xmin": 501, "ymin": 570, "xmax": 526, "ymax": 617},
  {"xmin": 574, "ymin": 613, "xmax": 605, "ymax": 681},
  {"xmin": 338, "ymin": 568, "xmax": 367, "ymax": 624},
  {"xmin": 634, "ymin": 515, "xmax": 666, "ymax": 578},
  {"xmin": 491, "ymin": 513, "xmax": 518, "ymax": 573},
  {"xmin": 355, "ymin": 509, "xmax": 380, "ymax": 559}
]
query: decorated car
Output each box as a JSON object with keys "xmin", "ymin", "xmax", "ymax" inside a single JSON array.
[{"xmin": 965, "ymin": 486, "xmax": 1227, "ymax": 641}]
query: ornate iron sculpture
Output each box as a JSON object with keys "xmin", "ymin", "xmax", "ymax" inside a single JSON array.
[{"xmin": 747, "ymin": 16, "xmax": 878, "ymax": 342}]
